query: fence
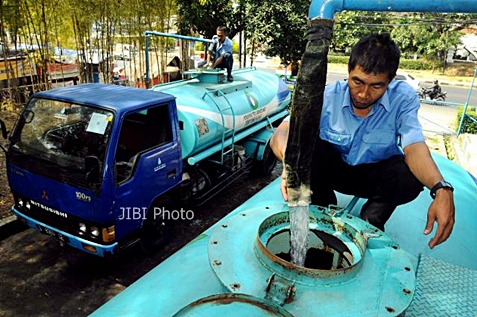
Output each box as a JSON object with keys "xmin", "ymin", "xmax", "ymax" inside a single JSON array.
[{"xmin": 0, "ymin": 83, "xmax": 49, "ymax": 111}]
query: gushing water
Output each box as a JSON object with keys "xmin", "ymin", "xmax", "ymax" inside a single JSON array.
[{"xmin": 289, "ymin": 205, "xmax": 309, "ymax": 266}]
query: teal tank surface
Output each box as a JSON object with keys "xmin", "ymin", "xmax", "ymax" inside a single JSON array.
[
  {"xmin": 90, "ymin": 153, "xmax": 477, "ymax": 316},
  {"xmin": 150, "ymin": 68, "xmax": 291, "ymax": 159}
]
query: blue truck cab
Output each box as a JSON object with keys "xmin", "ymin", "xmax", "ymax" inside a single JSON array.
[{"xmin": 7, "ymin": 84, "xmax": 182, "ymax": 256}]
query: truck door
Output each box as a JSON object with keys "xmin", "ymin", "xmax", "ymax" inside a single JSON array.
[{"xmin": 113, "ymin": 103, "xmax": 181, "ymax": 235}]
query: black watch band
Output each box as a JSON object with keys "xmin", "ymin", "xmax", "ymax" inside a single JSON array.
[{"xmin": 430, "ymin": 180, "xmax": 454, "ymax": 199}]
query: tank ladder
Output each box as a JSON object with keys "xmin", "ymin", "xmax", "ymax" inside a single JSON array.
[{"xmin": 202, "ymin": 89, "xmax": 236, "ymax": 166}]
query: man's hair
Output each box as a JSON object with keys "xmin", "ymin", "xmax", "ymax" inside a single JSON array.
[
  {"xmin": 217, "ymin": 26, "xmax": 228, "ymax": 34},
  {"xmin": 348, "ymin": 33, "xmax": 400, "ymax": 81}
]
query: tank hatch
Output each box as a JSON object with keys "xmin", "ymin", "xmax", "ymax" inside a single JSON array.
[
  {"xmin": 207, "ymin": 204, "xmax": 417, "ymax": 316},
  {"xmin": 183, "ymin": 69, "xmax": 252, "ymax": 94}
]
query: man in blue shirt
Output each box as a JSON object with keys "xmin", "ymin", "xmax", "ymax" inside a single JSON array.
[
  {"xmin": 204, "ymin": 26, "xmax": 234, "ymax": 82},
  {"xmin": 270, "ymin": 33, "xmax": 455, "ymax": 249}
]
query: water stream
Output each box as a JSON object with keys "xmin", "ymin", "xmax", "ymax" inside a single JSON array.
[{"xmin": 289, "ymin": 205, "xmax": 309, "ymax": 266}]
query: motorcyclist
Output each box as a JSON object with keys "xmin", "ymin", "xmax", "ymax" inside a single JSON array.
[{"xmin": 429, "ymin": 80, "xmax": 441, "ymax": 100}]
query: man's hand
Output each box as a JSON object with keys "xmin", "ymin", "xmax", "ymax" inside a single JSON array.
[
  {"xmin": 280, "ymin": 169, "xmax": 289, "ymax": 202},
  {"xmin": 424, "ymin": 189, "xmax": 455, "ymax": 248},
  {"xmin": 403, "ymin": 142, "xmax": 455, "ymax": 248}
]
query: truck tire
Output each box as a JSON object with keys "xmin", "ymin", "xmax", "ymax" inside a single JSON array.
[
  {"xmin": 191, "ymin": 167, "xmax": 212, "ymax": 199},
  {"xmin": 140, "ymin": 197, "xmax": 176, "ymax": 254},
  {"xmin": 253, "ymin": 144, "xmax": 277, "ymax": 176}
]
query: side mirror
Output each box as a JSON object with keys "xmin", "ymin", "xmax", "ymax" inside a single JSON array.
[
  {"xmin": 23, "ymin": 110, "xmax": 35, "ymax": 123},
  {"xmin": 85, "ymin": 156, "xmax": 101, "ymax": 184}
]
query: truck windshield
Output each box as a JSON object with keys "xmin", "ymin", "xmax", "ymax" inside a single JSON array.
[{"xmin": 9, "ymin": 98, "xmax": 114, "ymax": 190}]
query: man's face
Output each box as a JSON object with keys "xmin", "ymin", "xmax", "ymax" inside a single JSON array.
[
  {"xmin": 348, "ymin": 65, "xmax": 391, "ymax": 110},
  {"xmin": 216, "ymin": 30, "xmax": 226, "ymax": 43}
]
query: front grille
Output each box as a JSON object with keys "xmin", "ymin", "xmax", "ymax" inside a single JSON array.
[{"xmin": 15, "ymin": 197, "xmax": 106, "ymax": 243}]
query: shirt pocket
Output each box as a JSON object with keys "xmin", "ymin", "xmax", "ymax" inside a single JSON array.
[
  {"xmin": 362, "ymin": 130, "xmax": 396, "ymax": 145},
  {"xmin": 320, "ymin": 128, "xmax": 352, "ymax": 154}
]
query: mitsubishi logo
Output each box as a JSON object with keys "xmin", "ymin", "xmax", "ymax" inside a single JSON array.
[{"xmin": 41, "ymin": 191, "xmax": 49, "ymax": 200}]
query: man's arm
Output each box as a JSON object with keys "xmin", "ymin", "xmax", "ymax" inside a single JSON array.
[
  {"xmin": 270, "ymin": 121, "xmax": 290, "ymax": 201},
  {"xmin": 212, "ymin": 56, "xmax": 224, "ymax": 69},
  {"xmin": 212, "ymin": 38, "xmax": 232, "ymax": 69},
  {"xmin": 403, "ymin": 142, "xmax": 455, "ymax": 248},
  {"xmin": 270, "ymin": 121, "xmax": 289, "ymax": 161}
]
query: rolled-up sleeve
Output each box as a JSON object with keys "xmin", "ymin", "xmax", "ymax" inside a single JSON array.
[{"xmin": 397, "ymin": 92, "xmax": 425, "ymax": 148}]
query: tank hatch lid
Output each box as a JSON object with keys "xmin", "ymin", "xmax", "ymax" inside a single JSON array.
[{"xmin": 174, "ymin": 293, "xmax": 293, "ymax": 317}]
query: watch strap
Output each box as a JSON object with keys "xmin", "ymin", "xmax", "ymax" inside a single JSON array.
[{"xmin": 430, "ymin": 180, "xmax": 454, "ymax": 199}]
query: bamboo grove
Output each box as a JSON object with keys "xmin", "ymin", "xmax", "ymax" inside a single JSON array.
[{"xmin": 0, "ymin": 0, "xmax": 177, "ymax": 109}]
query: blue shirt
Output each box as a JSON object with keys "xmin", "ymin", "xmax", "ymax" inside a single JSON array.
[
  {"xmin": 286, "ymin": 79, "xmax": 424, "ymax": 166},
  {"xmin": 215, "ymin": 37, "xmax": 233, "ymax": 60}
]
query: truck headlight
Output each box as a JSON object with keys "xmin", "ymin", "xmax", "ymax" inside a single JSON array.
[
  {"xmin": 79, "ymin": 223, "xmax": 87, "ymax": 234},
  {"xmin": 90, "ymin": 226, "xmax": 100, "ymax": 237}
]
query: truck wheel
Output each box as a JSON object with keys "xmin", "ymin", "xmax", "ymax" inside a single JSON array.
[
  {"xmin": 140, "ymin": 197, "xmax": 176, "ymax": 254},
  {"xmin": 191, "ymin": 167, "xmax": 212, "ymax": 199},
  {"xmin": 253, "ymin": 144, "xmax": 277, "ymax": 176}
]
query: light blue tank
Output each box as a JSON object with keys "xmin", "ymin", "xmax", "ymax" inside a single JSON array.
[
  {"xmin": 150, "ymin": 68, "xmax": 291, "ymax": 159},
  {"xmin": 89, "ymin": 153, "xmax": 477, "ymax": 316}
]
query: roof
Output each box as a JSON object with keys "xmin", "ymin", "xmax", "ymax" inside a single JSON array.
[{"xmin": 32, "ymin": 83, "xmax": 175, "ymax": 114}]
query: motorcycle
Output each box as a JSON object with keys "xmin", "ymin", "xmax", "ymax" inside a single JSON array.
[{"xmin": 418, "ymin": 86, "xmax": 447, "ymax": 101}]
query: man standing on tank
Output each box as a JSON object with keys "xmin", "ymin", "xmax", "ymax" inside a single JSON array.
[
  {"xmin": 270, "ymin": 33, "xmax": 455, "ymax": 249},
  {"xmin": 205, "ymin": 26, "xmax": 234, "ymax": 82}
]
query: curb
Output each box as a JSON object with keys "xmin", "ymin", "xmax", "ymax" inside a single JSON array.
[
  {"xmin": 452, "ymin": 134, "xmax": 477, "ymax": 177},
  {"xmin": 0, "ymin": 215, "xmax": 28, "ymax": 241},
  {"xmin": 421, "ymin": 80, "xmax": 476, "ymax": 88}
]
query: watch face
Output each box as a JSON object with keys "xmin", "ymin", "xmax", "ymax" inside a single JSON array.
[{"xmin": 441, "ymin": 181, "xmax": 453, "ymax": 189}]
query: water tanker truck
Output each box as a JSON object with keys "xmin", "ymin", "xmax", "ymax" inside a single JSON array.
[
  {"xmin": 2, "ymin": 63, "xmax": 291, "ymax": 257},
  {"xmin": 88, "ymin": 0, "xmax": 477, "ymax": 316}
]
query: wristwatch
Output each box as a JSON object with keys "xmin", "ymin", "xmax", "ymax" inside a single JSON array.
[{"xmin": 430, "ymin": 180, "xmax": 454, "ymax": 199}]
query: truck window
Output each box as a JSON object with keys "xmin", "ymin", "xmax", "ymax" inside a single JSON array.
[
  {"xmin": 8, "ymin": 98, "xmax": 114, "ymax": 190},
  {"xmin": 115, "ymin": 104, "xmax": 171, "ymax": 184}
]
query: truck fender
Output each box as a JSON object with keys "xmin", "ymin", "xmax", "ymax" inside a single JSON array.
[
  {"xmin": 242, "ymin": 128, "xmax": 277, "ymax": 176},
  {"xmin": 140, "ymin": 196, "xmax": 177, "ymax": 254}
]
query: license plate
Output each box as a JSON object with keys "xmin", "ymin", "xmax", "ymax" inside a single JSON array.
[{"xmin": 38, "ymin": 225, "xmax": 69, "ymax": 243}]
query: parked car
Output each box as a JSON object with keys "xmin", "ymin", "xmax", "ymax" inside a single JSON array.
[{"xmin": 394, "ymin": 73, "xmax": 421, "ymax": 92}]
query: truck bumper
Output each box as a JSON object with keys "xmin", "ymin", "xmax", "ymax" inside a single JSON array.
[{"xmin": 12, "ymin": 208, "xmax": 119, "ymax": 257}]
